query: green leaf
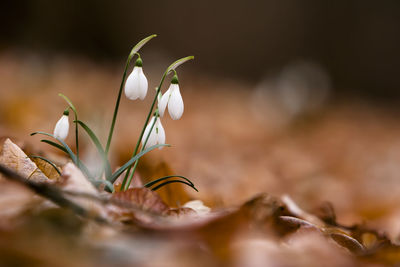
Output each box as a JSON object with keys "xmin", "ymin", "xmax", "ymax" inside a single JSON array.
[
  {"xmin": 32, "ymin": 132, "xmax": 77, "ymax": 164},
  {"xmin": 144, "ymin": 175, "xmax": 195, "ymax": 188},
  {"xmin": 40, "ymin": 139, "xmax": 68, "ymax": 154},
  {"xmin": 109, "ymin": 143, "xmax": 170, "ymax": 183},
  {"xmin": 166, "ymin": 56, "xmax": 194, "ymax": 74},
  {"xmin": 32, "ymin": 132, "xmax": 92, "ymax": 178},
  {"xmin": 28, "ymin": 155, "xmax": 62, "ymax": 175},
  {"xmin": 75, "ymin": 120, "xmax": 112, "ymax": 179},
  {"xmin": 129, "ymin": 34, "xmax": 157, "ymax": 58},
  {"xmin": 151, "ymin": 180, "xmax": 198, "ymax": 192}
]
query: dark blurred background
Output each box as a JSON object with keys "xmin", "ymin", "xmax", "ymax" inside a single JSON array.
[{"xmin": 1, "ymin": 0, "xmax": 400, "ymax": 99}]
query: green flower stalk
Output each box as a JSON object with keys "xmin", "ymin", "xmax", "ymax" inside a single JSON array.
[{"xmin": 105, "ymin": 34, "xmax": 157, "ymax": 155}]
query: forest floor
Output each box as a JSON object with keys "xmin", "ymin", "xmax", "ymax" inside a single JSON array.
[{"xmin": 1, "ymin": 52, "xmax": 400, "ymax": 266}]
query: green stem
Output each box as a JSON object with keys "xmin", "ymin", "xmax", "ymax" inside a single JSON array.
[
  {"xmin": 105, "ymin": 53, "xmax": 135, "ymax": 155},
  {"xmin": 121, "ymin": 112, "xmax": 158, "ymax": 190},
  {"xmin": 58, "ymin": 94, "xmax": 80, "ymax": 170}
]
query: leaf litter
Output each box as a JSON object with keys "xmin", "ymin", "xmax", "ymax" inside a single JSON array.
[
  {"xmin": 2, "ymin": 138, "xmax": 400, "ymax": 266},
  {"xmin": 2, "ymin": 54, "xmax": 400, "ymax": 266}
]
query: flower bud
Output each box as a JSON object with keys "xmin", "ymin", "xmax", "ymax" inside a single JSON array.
[{"xmin": 53, "ymin": 111, "xmax": 70, "ymax": 140}]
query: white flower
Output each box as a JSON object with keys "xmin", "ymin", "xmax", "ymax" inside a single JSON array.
[
  {"xmin": 53, "ymin": 113, "xmax": 69, "ymax": 140},
  {"xmin": 158, "ymin": 75, "xmax": 184, "ymax": 120},
  {"xmin": 142, "ymin": 116, "xmax": 165, "ymax": 149},
  {"xmin": 124, "ymin": 59, "xmax": 148, "ymax": 100}
]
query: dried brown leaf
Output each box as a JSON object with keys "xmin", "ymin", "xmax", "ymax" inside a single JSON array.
[
  {"xmin": 60, "ymin": 163, "xmax": 106, "ymax": 217},
  {"xmin": 326, "ymin": 230, "xmax": 365, "ymax": 254},
  {"xmin": 112, "ymin": 187, "xmax": 169, "ymax": 215},
  {"xmin": 0, "ymin": 138, "xmax": 48, "ymax": 182},
  {"xmin": 31, "ymin": 157, "xmax": 61, "ymax": 181}
]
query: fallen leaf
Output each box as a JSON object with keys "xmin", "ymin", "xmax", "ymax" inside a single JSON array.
[
  {"xmin": 112, "ymin": 187, "xmax": 169, "ymax": 215},
  {"xmin": 60, "ymin": 163, "xmax": 106, "ymax": 217},
  {"xmin": 0, "ymin": 138, "xmax": 48, "ymax": 182},
  {"xmin": 31, "ymin": 156, "xmax": 61, "ymax": 181},
  {"xmin": 329, "ymin": 231, "xmax": 365, "ymax": 254}
]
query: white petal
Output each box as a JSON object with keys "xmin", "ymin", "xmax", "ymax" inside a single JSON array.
[
  {"xmin": 53, "ymin": 115, "xmax": 69, "ymax": 140},
  {"xmin": 156, "ymin": 118, "xmax": 166, "ymax": 149},
  {"xmin": 124, "ymin": 67, "xmax": 141, "ymax": 100},
  {"xmin": 168, "ymin": 84, "xmax": 184, "ymax": 120},
  {"xmin": 138, "ymin": 68, "xmax": 148, "ymax": 100},
  {"xmin": 142, "ymin": 116, "xmax": 157, "ymax": 149},
  {"xmin": 158, "ymin": 87, "xmax": 171, "ymax": 117}
]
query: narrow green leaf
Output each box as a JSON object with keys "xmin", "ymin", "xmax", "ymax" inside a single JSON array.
[
  {"xmin": 151, "ymin": 180, "xmax": 198, "ymax": 192},
  {"xmin": 32, "ymin": 132, "xmax": 77, "ymax": 164},
  {"xmin": 129, "ymin": 34, "xmax": 157, "ymax": 57},
  {"xmin": 75, "ymin": 120, "xmax": 112, "ymax": 179},
  {"xmin": 28, "ymin": 155, "xmax": 62, "ymax": 175},
  {"xmin": 144, "ymin": 175, "xmax": 195, "ymax": 188},
  {"xmin": 32, "ymin": 132, "xmax": 92, "ymax": 178},
  {"xmin": 166, "ymin": 56, "xmax": 194, "ymax": 74},
  {"xmin": 40, "ymin": 139, "xmax": 68, "ymax": 154},
  {"xmin": 109, "ymin": 143, "xmax": 170, "ymax": 183}
]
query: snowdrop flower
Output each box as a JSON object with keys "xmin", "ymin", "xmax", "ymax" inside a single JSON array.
[
  {"xmin": 158, "ymin": 74, "xmax": 184, "ymax": 120},
  {"xmin": 124, "ymin": 58, "xmax": 148, "ymax": 100},
  {"xmin": 53, "ymin": 109, "xmax": 70, "ymax": 140},
  {"xmin": 142, "ymin": 116, "xmax": 165, "ymax": 149}
]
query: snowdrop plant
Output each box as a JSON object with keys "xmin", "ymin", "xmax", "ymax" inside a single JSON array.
[{"xmin": 31, "ymin": 34, "xmax": 197, "ymax": 193}]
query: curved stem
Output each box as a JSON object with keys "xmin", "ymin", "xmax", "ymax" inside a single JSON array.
[
  {"xmin": 121, "ymin": 111, "xmax": 159, "ymax": 190},
  {"xmin": 105, "ymin": 34, "xmax": 157, "ymax": 156},
  {"xmin": 105, "ymin": 53, "xmax": 135, "ymax": 155},
  {"xmin": 58, "ymin": 94, "xmax": 80, "ymax": 169}
]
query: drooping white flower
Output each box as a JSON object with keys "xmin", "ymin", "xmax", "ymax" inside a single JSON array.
[
  {"xmin": 53, "ymin": 110, "xmax": 69, "ymax": 140},
  {"xmin": 124, "ymin": 58, "xmax": 148, "ymax": 100},
  {"xmin": 158, "ymin": 74, "xmax": 184, "ymax": 120},
  {"xmin": 141, "ymin": 116, "xmax": 165, "ymax": 149}
]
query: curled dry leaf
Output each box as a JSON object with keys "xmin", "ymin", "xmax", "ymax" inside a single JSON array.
[
  {"xmin": 329, "ymin": 231, "xmax": 365, "ymax": 255},
  {"xmin": 112, "ymin": 187, "xmax": 170, "ymax": 215},
  {"xmin": 0, "ymin": 138, "xmax": 48, "ymax": 182},
  {"xmin": 31, "ymin": 157, "xmax": 61, "ymax": 181},
  {"xmin": 281, "ymin": 194, "xmax": 324, "ymax": 227},
  {"xmin": 279, "ymin": 215, "xmax": 319, "ymax": 230}
]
